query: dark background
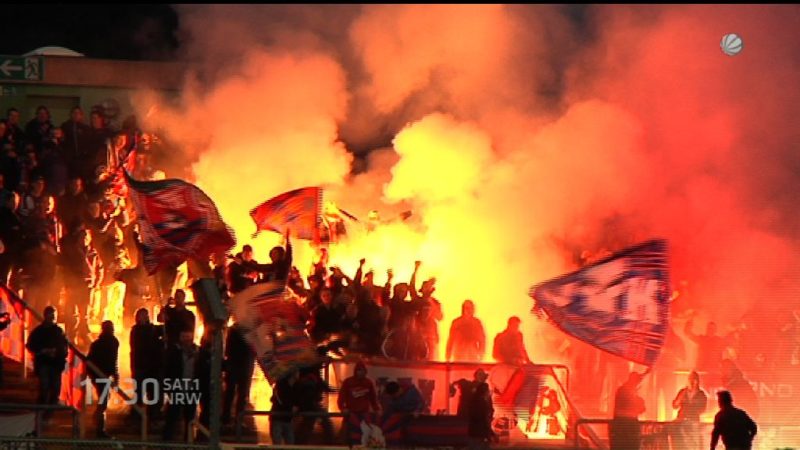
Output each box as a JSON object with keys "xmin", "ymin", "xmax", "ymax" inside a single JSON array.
[{"xmin": 0, "ymin": 4, "xmax": 179, "ymax": 60}]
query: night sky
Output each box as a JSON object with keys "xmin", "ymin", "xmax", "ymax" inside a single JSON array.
[{"xmin": 0, "ymin": 4, "xmax": 178, "ymax": 60}]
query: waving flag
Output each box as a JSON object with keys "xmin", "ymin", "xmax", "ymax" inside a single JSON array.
[
  {"xmin": 229, "ymin": 281, "xmax": 318, "ymax": 383},
  {"xmin": 530, "ymin": 239, "xmax": 670, "ymax": 366},
  {"xmin": 125, "ymin": 172, "xmax": 236, "ymax": 274},
  {"xmin": 250, "ymin": 187, "xmax": 322, "ymax": 241}
]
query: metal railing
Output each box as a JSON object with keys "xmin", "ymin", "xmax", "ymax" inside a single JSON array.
[
  {"xmin": 0, "ymin": 403, "xmax": 81, "ymax": 439},
  {"xmin": 2, "ymin": 285, "xmax": 149, "ymax": 440},
  {"xmin": 234, "ymin": 410, "xmax": 346, "ymax": 443},
  {"xmin": 0, "ymin": 436, "xmax": 209, "ymax": 450}
]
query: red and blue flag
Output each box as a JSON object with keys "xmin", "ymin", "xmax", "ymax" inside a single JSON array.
[
  {"xmin": 125, "ymin": 172, "xmax": 235, "ymax": 274},
  {"xmin": 530, "ymin": 239, "xmax": 671, "ymax": 366}
]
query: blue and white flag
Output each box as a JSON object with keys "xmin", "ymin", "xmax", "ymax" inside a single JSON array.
[{"xmin": 530, "ymin": 240, "xmax": 670, "ymax": 366}]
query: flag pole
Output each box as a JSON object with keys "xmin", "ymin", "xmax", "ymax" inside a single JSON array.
[{"xmin": 188, "ymin": 258, "xmax": 224, "ymax": 449}]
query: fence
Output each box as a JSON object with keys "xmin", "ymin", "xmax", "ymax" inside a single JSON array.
[
  {"xmin": 574, "ymin": 418, "xmax": 800, "ymax": 450},
  {"xmin": 0, "ymin": 437, "xmax": 208, "ymax": 450},
  {"xmin": 0, "ymin": 403, "xmax": 80, "ymax": 439}
]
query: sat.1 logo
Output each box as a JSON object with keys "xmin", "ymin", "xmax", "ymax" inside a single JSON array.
[{"xmin": 721, "ymin": 33, "xmax": 743, "ymax": 56}]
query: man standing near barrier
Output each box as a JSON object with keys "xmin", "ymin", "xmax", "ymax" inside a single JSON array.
[
  {"xmin": 26, "ymin": 306, "xmax": 68, "ymax": 417},
  {"xmin": 87, "ymin": 320, "xmax": 119, "ymax": 438},
  {"xmin": 710, "ymin": 390, "xmax": 757, "ymax": 450}
]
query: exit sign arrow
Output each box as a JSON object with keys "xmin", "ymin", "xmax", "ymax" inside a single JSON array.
[{"xmin": 0, "ymin": 59, "xmax": 23, "ymax": 77}]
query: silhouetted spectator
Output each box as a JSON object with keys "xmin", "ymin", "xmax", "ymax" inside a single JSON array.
[
  {"xmin": 492, "ymin": 316, "xmax": 531, "ymax": 366},
  {"xmin": 195, "ymin": 331, "xmax": 213, "ymax": 431},
  {"xmin": 87, "ymin": 320, "xmax": 119, "ymax": 438},
  {"xmin": 270, "ymin": 369, "xmax": 299, "ymax": 445},
  {"xmin": 56, "ymin": 176, "xmax": 89, "ymax": 236},
  {"xmin": 671, "ymin": 371, "xmax": 707, "ymax": 450},
  {"xmin": 4, "ymin": 108, "xmax": 26, "ymax": 156},
  {"xmin": 720, "ymin": 359, "xmax": 759, "ymax": 421},
  {"xmin": 88, "ymin": 110, "xmax": 114, "ymax": 162},
  {"xmin": 162, "ymin": 329, "xmax": 199, "ymax": 442},
  {"xmin": 446, "ymin": 300, "xmax": 486, "ymax": 362},
  {"xmin": 685, "ymin": 319, "xmax": 727, "ymax": 374},
  {"xmin": 38, "ymin": 127, "xmax": 68, "ymax": 197},
  {"xmin": 222, "ymin": 323, "xmax": 256, "ymax": 424},
  {"xmin": 19, "ymin": 199, "xmax": 58, "ymax": 312},
  {"xmin": 450, "ymin": 368, "xmax": 489, "ymax": 418},
  {"xmin": 0, "ymin": 192, "xmax": 22, "ymax": 286},
  {"xmin": 159, "ymin": 289, "xmax": 196, "ymax": 348},
  {"xmin": 410, "ymin": 261, "xmax": 443, "ymax": 360},
  {"xmin": 60, "ymin": 228, "xmax": 102, "ymax": 343},
  {"xmin": 467, "ymin": 382, "xmax": 494, "ymax": 450},
  {"xmin": 226, "ymin": 245, "xmax": 257, "ymax": 295},
  {"xmin": 130, "ymin": 308, "xmax": 165, "ymax": 414},
  {"xmin": 295, "ymin": 364, "xmax": 335, "ymax": 444},
  {"xmin": 382, "ymin": 380, "xmax": 426, "ymax": 416},
  {"xmin": 26, "ymin": 306, "xmax": 68, "ymax": 413},
  {"xmin": 19, "ymin": 176, "xmax": 47, "ymax": 219},
  {"xmin": 309, "ymin": 288, "xmax": 346, "ymax": 343},
  {"xmin": 711, "ymin": 390, "xmax": 757, "ymax": 450},
  {"xmin": 252, "ymin": 230, "xmax": 293, "ymax": 283},
  {"xmin": 61, "ymin": 106, "xmax": 91, "ymax": 173},
  {"xmin": 24, "ymin": 105, "xmax": 54, "ymax": 154},
  {"xmin": 610, "ymin": 372, "xmax": 646, "ymax": 450},
  {"xmin": 387, "ymin": 281, "xmax": 412, "ymax": 332}
]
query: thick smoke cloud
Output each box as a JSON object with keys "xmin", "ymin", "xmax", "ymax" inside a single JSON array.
[{"xmin": 134, "ymin": 5, "xmax": 800, "ymax": 365}]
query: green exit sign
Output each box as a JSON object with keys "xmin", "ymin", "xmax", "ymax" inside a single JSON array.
[{"xmin": 0, "ymin": 56, "xmax": 44, "ymax": 81}]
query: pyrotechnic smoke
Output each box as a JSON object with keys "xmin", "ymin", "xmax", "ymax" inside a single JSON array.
[{"xmin": 133, "ymin": 4, "xmax": 800, "ymax": 369}]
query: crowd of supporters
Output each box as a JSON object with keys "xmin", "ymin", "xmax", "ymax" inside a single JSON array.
[
  {"xmin": 1, "ymin": 102, "xmax": 506, "ymax": 445},
  {"xmin": 2, "ymin": 103, "xmax": 786, "ymax": 448}
]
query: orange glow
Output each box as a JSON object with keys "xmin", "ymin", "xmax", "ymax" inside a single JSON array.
[{"xmin": 131, "ymin": 5, "xmax": 800, "ymax": 440}]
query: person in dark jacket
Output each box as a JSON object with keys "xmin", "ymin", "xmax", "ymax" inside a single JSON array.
[
  {"xmin": 226, "ymin": 245, "xmax": 257, "ymax": 295},
  {"xmin": 467, "ymin": 382, "xmax": 494, "ymax": 450},
  {"xmin": 25, "ymin": 306, "xmax": 68, "ymax": 411},
  {"xmin": 671, "ymin": 371, "xmax": 708, "ymax": 450},
  {"xmin": 162, "ymin": 328, "xmax": 199, "ymax": 442},
  {"xmin": 87, "ymin": 320, "xmax": 119, "ymax": 438},
  {"xmin": 309, "ymin": 288, "xmax": 346, "ymax": 343},
  {"xmin": 270, "ymin": 369, "xmax": 300, "ymax": 445},
  {"xmin": 294, "ymin": 364, "xmax": 335, "ymax": 445},
  {"xmin": 450, "ymin": 368, "xmax": 489, "ymax": 418},
  {"xmin": 130, "ymin": 308, "xmax": 164, "ymax": 414},
  {"xmin": 159, "ymin": 289, "xmax": 196, "ymax": 348},
  {"xmin": 610, "ymin": 371, "xmax": 646, "ymax": 450},
  {"xmin": 60, "ymin": 227, "xmax": 102, "ymax": 344},
  {"xmin": 711, "ymin": 390, "xmax": 757, "ymax": 450},
  {"xmin": 24, "ymin": 105, "xmax": 54, "ymax": 154},
  {"xmin": 252, "ymin": 230, "xmax": 293, "ymax": 283},
  {"xmin": 446, "ymin": 300, "xmax": 486, "ymax": 362},
  {"xmin": 56, "ymin": 176, "xmax": 89, "ymax": 236},
  {"xmin": 195, "ymin": 331, "xmax": 213, "ymax": 431},
  {"xmin": 60, "ymin": 106, "xmax": 91, "ymax": 174},
  {"xmin": 0, "ymin": 192, "xmax": 23, "ymax": 287},
  {"xmin": 222, "ymin": 323, "xmax": 256, "ymax": 424}
]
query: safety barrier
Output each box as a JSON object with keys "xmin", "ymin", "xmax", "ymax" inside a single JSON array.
[
  {"xmin": 0, "ymin": 285, "xmax": 149, "ymax": 440},
  {"xmin": 0, "ymin": 436, "xmax": 208, "ymax": 450},
  {"xmin": 0, "ymin": 403, "xmax": 80, "ymax": 439}
]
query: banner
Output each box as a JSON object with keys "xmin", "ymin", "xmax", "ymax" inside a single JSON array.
[
  {"xmin": 530, "ymin": 239, "xmax": 670, "ymax": 366},
  {"xmin": 330, "ymin": 360, "xmax": 570, "ymax": 444},
  {"xmin": 229, "ymin": 282, "xmax": 318, "ymax": 383}
]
